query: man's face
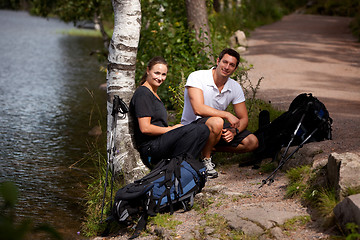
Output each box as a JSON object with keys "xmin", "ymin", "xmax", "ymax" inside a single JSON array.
[{"xmin": 216, "ymin": 54, "xmax": 238, "ymax": 78}]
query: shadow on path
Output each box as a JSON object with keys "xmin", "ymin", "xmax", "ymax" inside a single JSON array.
[{"xmin": 244, "ymin": 13, "xmax": 360, "ymax": 154}]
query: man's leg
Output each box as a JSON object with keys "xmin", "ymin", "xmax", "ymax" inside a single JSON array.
[
  {"xmin": 215, "ymin": 133, "xmax": 258, "ymax": 153},
  {"xmin": 201, "ymin": 117, "xmax": 224, "ymax": 158},
  {"xmin": 194, "ymin": 117, "xmax": 223, "ymax": 178}
]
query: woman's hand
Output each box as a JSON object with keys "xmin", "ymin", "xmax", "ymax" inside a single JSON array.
[{"xmin": 139, "ymin": 117, "xmax": 183, "ymax": 135}]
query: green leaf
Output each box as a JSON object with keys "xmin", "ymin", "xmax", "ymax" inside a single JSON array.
[{"xmin": 0, "ymin": 181, "xmax": 18, "ymax": 208}]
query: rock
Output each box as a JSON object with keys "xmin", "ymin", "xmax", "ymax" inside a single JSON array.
[
  {"xmin": 204, "ymin": 226, "xmax": 215, "ymax": 235},
  {"xmin": 180, "ymin": 232, "xmax": 194, "ymax": 240},
  {"xmin": 193, "ymin": 229, "xmax": 201, "ymax": 239},
  {"xmin": 219, "ymin": 202, "xmax": 306, "ymax": 237},
  {"xmin": 270, "ymin": 227, "xmax": 285, "ymax": 239},
  {"xmin": 154, "ymin": 226, "xmax": 173, "ymax": 240},
  {"xmin": 229, "ymin": 30, "xmax": 248, "ymax": 50},
  {"xmin": 227, "ymin": 218, "xmax": 264, "ymax": 236},
  {"xmin": 333, "ymin": 193, "xmax": 360, "ymax": 234},
  {"xmin": 99, "ymin": 83, "xmax": 107, "ymax": 90},
  {"xmin": 327, "ymin": 152, "xmax": 360, "ymax": 200},
  {"xmin": 278, "ymin": 142, "xmax": 324, "ymax": 171},
  {"xmin": 236, "ymin": 46, "xmax": 247, "ymax": 53},
  {"xmin": 203, "ymin": 185, "xmax": 227, "ymax": 194},
  {"xmin": 88, "ymin": 125, "xmax": 102, "ymax": 136},
  {"xmin": 235, "ymin": 30, "xmax": 248, "ymax": 46}
]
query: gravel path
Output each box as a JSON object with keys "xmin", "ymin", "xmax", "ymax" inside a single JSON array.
[
  {"xmin": 98, "ymin": 13, "xmax": 360, "ymax": 240},
  {"xmin": 243, "ymin": 13, "xmax": 360, "ymax": 157}
]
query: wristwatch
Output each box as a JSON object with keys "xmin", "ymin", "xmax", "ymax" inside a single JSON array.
[{"xmin": 235, "ymin": 128, "xmax": 239, "ymax": 135}]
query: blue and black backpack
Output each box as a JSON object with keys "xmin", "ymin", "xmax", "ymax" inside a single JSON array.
[{"xmin": 109, "ymin": 153, "xmax": 207, "ymax": 238}]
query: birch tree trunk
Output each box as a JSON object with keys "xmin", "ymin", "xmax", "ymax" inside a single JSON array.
[{"xmin": 107, "ymin": 0, "xmax": 147, "ymax": 184}]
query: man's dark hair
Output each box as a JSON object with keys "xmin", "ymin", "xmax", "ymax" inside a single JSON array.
[{"xmin": 218, "ymin": 48, "xmax": 240, "ymax": 67}]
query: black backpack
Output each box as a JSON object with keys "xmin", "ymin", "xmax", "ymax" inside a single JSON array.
[
  {"xmin": 109, "ymin": 153, "xmax": 207, "ymax": 238},
  {"xmin": 254, "ymin": 93, "xmax": 333, "ymax": 160}
]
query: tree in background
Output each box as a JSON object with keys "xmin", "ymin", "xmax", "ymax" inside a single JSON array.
[
  {"xmin": 185, "ymin": 0, "xmax": 214, "ymax": 62},
  {"xmin": 107, "ymin": 0, "xmax": 147, "ymax": 183}
]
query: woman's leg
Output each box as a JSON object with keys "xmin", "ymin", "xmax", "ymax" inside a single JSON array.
[{"xmin": 149, "ymin": 123, "xmax": 210, "ymax": 162}]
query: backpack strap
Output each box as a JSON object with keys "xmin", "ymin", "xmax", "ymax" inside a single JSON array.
[
  {"xmin": 130, "ymin": 212, "xmax": 148, "ymax": 239},
  {"xmin": 155, "ymin": 157, "xmax": 184, "ymax": 214}
]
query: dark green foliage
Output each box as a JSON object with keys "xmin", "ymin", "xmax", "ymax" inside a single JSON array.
[
  {"xmin": 208, "ymin": 0, "xmax": 306, "ymax": 43},
  {"xmin": 0, "ymin": 181, "xmax": 63, "ymax": 240},
  {"xmin": 0, "ymin": 0, "xmax": 21, "ymax": 9},
  {"xmin": 306, "ymin": 0, "xmax": 359, "ymax": 17},
  {"xmin": 137, "ymin": 0, "xmax": 213, "ymax": 109},
  {"xmin": 305, "ymin": 0, "xmax": 360, "ymax": 41},
  {"xmin": 30, "ymin": 0, "xmax": 113, "ymax": 24}
]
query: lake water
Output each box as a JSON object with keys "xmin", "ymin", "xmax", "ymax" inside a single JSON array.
[{"xmin": 0, "ymin": 10, "xmax": 107, "ymax": 239}]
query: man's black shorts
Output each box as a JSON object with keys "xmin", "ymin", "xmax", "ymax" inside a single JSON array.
[{"xmin": 194, "ymin": 117, "xmax": 252, "ymax": 147}]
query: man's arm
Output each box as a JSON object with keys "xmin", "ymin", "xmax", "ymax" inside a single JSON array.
[
  {"xmin": 233, "ymin": 102, "xmax": 249, "ymax": 132},
  {"xmin": 187, "ymin": 86, "xmax": 240, "ymax": 128}
]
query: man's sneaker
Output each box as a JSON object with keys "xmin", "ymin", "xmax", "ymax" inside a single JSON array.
[{"xmin": 202, "ymin": 157, "xmax": 218, "ymax": 178}]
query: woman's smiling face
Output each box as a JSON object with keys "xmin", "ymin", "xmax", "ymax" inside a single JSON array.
[{"xmin": 146, "ymin": 63, "xmax": 168, "ymax": 87}]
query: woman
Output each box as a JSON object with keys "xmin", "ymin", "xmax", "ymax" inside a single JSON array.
[{"xmin": 130, "ymin": 56, "xmax": 209, "ymax": 168}]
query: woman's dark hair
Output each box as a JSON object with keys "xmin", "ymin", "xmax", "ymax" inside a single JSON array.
[
  {"xmin": 139, "ymin": 56, "xmax": 168, "ymax": 85},
  {"xmin": 218, "ymin": 48, "xmax": 240, "ymax": 67}
]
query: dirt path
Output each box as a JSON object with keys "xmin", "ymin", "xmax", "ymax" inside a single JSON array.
[
  {"xmin": 100, "ymin": 13, "xmax": 360, "ymax": 240},
  {"xmin": 243, "ymin": 13, "xmax": 360, "ymax": 156}
]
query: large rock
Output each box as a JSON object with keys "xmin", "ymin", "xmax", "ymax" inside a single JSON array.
[
  {"xmin": 217, "ymin": 202, "xmax": 307, "ymax": 238},
  {"xmin": 229, "ymin": 30, "xmax": 248, "ymax": 53},
  {"xmin": 333, "ymin": 194, "xmax": 360, "ymax": 234},
  {"xmin": 276, "ymin": 141, "xmax": 326, "ymax": 171},
  {"xmin": 327, "ymin": 152, "xmax": 360, "ymax": 200}
]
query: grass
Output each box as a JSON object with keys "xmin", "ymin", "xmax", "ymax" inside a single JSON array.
[
  {"xmin": 281, "ymin": 215, "xmax": 311, "ymax": 235},
  {"xmin": 57, "ymin": 28, "xmax": 102, "ymax": 37},
  {"xmin": 343, "ymin": 186, "xmax": 360, "ymax": 198},
  {"xmin": 79, "ymin": 139, "xmax": 125, "ymax": 237},
  {"xmin": 259, "ymin": 162, "xmax": 277, "ymax": 173},
  {"xmin": 199, "ymin": 213, "xmax": 258, "ymax": 240},
  {"xmin": 316, "ymin": 189, "xmax": 337, "ymax": 219},
  {"xmin": 285, "ymin": 165, "xmax": 312, "ymax": 198},
  {"xmin": 283, "ymin": 165, "xmax": 342, "ymax": 232},
  {"xmin": 149, "ymin": 213, "xmax": 182, "ymax": 231}
]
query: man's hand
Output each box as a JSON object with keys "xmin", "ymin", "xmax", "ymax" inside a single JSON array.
[
  {"xmin": 221, "ymin": 128, "xmax": 235, "ymax": 142},
  {"xmin": 226, "ymin": 112, "xmax": 241, "ymax": 129}
]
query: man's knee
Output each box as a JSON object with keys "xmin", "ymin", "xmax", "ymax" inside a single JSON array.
[
  {"xmin": 205, "ymin": 117, "xmax": 224, "ymax": 134},
  {"xmin": 242, "ymin": 134, "xmax": 259, "ymax": 152}
]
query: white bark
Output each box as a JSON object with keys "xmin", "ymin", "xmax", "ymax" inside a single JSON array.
[{"xmin": 107, "ymin": 0, "xmax": 147, "ymax": 183}]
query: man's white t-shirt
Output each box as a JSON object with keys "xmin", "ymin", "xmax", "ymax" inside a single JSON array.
[{"xmin": 181, "ymin": 68, "xmax": 246, "ymax": 125}]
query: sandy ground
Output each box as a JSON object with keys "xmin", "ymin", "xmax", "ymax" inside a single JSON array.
[{"xmin": 243, "ymin": 13, "xmax": 360, "ymax": 156}]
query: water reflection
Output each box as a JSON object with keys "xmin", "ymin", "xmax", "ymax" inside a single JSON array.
[{"xmin": 0, "ymin": 10, "xmax": 106, "ymax": 238}]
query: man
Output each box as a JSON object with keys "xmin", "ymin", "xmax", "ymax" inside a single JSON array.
[{"xmin": 181, "ymin": 48, "xmax": 258, "ymax": 178}]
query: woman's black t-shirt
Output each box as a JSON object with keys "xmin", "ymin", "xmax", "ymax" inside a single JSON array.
[{"xmin": 130, "ymin": 86, "xmax": 168, "ymax": 148}]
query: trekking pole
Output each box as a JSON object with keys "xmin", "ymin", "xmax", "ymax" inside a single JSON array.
[
  {"xmin": 259, "ymin": 102, "xmax": 313, "ymax": 188},
  {"xmin": 100, "ymin": 95, "xmax": 129, "ymax": 223},
  {"xmin": 259, "ymin": 126, "xmax": 319, "ymax": 188},
  {"xmin": 280, "ymin": 102, "xmax": 312, "ymax": 161}
]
